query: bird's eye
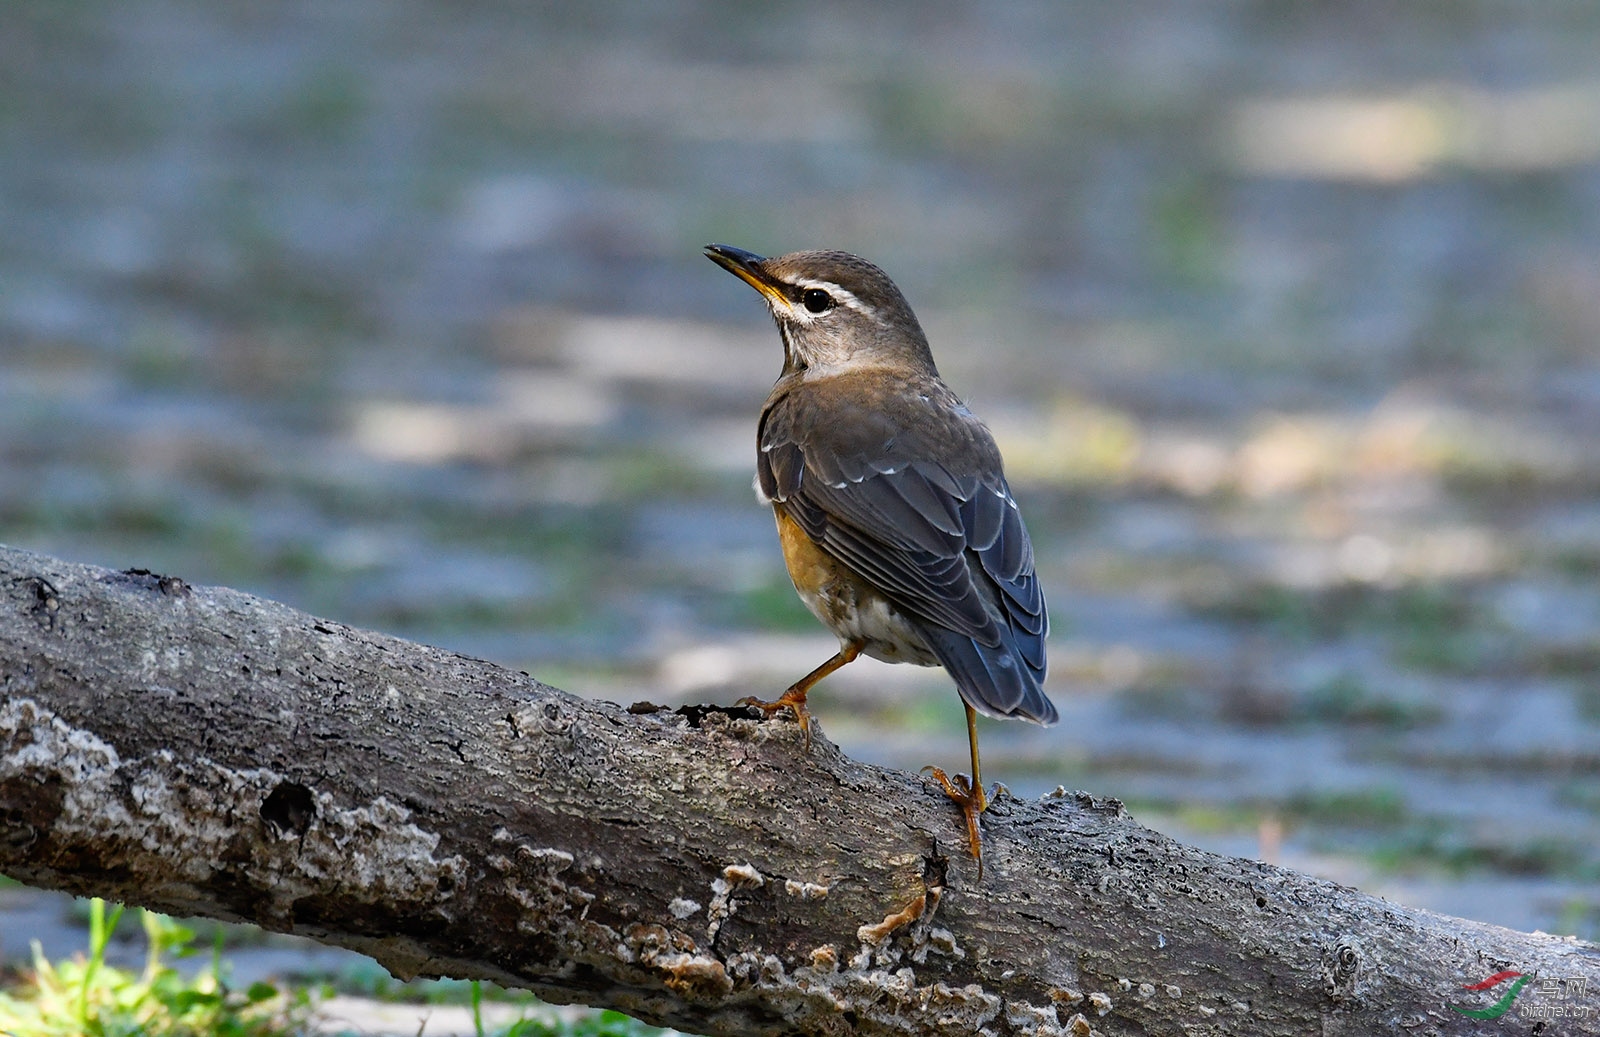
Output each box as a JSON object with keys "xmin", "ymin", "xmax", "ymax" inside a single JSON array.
[{"xmin": 801, "ymin": 288, "xmax": 834, "ymax": 314}]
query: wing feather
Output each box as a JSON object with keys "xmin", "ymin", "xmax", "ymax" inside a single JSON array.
[{"xmin": 757, "ymin": 376, "xmax": 1053, "ymax": 723}]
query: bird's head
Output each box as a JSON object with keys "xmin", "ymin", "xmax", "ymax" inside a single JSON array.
[{"xmin": 704, "ymin": 244, "xmax": 938, "ymax": 378}]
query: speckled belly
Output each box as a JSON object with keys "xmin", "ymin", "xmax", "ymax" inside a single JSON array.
[{"xmin": 774, "ymin": 507, "xmax": 939, "ymax": 667}]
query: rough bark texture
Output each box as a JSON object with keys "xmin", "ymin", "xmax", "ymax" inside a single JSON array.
[{"xmin": 0, "ymin": 544, "xmax": 1595, "ymax": 1036}]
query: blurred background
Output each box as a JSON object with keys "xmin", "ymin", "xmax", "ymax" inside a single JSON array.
[{"xmin": 4, "ymin": 0, "xmax": 1600, "ymax": 1002}]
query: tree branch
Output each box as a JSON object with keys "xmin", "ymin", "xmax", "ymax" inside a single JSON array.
[{"xmin": 1, "ymin": 544, "xmax": 1594, "ymax": 1036}]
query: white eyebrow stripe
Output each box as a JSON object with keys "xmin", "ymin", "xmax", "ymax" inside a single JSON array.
[{"xmin": 792, "ymin": 279, "xmax": 870, "ymax": 317}]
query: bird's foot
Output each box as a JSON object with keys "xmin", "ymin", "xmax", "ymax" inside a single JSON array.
[
  {"xmin": 922, "ymin": 767, "xmax": 997, "ymax": 880},
  {"xmin": 736, "ymin": 686, "xmax": 813, "ymax": 748}
]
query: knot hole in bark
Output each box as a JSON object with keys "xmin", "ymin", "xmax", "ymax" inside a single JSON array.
[
  {"xmin": 1325, "ymin": 936, "xmax": 1363, "ymax": 1001},
  {"xmin": 261, "ymin": 780, "xmax": 316, "ymax": 837},
  {"xmin": 16, "ymin": 576, "xmax": 61, "ymax": 628}
]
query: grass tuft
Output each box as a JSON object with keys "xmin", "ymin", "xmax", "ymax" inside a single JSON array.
[{"xmin": 0, "ymin": 899, "xmax": 312, "ymax": 1036}]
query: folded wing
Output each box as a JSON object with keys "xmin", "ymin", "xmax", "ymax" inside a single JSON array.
[{"xmin": 758, "ymin": 379, "xmax": 1055, "ymax": 724}]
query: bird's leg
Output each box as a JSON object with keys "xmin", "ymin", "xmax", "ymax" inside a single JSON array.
[
  {"xmin": 922, "ymin": 703, "xmax": 993, "ymax": 880},
  {"xmin": 739, "ymin": 640, "xmax": 862, "ymax": 749}
]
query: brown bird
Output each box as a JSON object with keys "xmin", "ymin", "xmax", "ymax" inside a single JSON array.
[{"xmin": 704, "ymin": 243, "xmax": 1056, "ymax": 876}]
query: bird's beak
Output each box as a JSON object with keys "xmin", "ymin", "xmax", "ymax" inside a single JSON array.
[{"xmin": 704, "ymin": 244, "xmax": 789, "ymax": 307}]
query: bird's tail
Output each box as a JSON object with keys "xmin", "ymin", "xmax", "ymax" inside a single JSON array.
[{"xmin": 920, "ymin": 627, "xmax": 1058, "ymax": 726}]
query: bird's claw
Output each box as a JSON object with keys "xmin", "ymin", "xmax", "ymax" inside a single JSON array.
[
  {"xmin": 736, "ymin": 687, "xmax": 813, "ymax": 748},
  {"xmin": 921, "ymin": 766, "xmax": 997, "ymax": 880}
]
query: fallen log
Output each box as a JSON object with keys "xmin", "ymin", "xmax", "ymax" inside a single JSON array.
[{"xmin": 1, "ymin": 544, "xmax": 1594, "ymax": 1036}]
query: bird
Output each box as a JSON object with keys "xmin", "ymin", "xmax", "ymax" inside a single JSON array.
[{"xmin": 703, "ymin": 243, "xmax": 1057, "ymax": 877}]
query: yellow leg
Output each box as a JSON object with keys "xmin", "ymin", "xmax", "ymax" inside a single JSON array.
[
  {"xmin": 922, "ymin": 703, "xmax": 991, "ymax": 879},
  {"xmin": 739, "ymin": 640, "xmax": 862, "ymax": 748}
]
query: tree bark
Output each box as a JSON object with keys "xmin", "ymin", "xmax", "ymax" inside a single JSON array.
[{"xmin": 0, "ymin": 544, "xmax": 1594, "ymax": 1036}]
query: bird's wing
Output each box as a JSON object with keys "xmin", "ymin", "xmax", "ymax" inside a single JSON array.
[{"xmin": 758, "ymin": 377, "xmax": 1052, "ymax": 722}]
